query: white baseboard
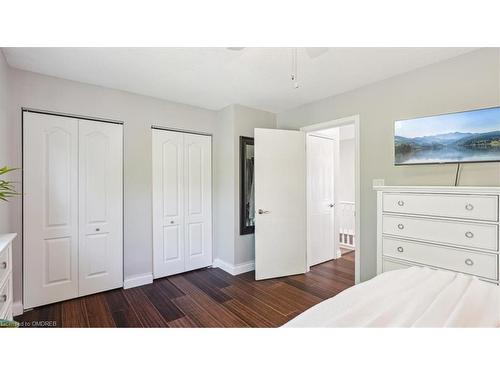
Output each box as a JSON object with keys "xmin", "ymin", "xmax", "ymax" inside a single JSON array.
[
  {"xmin": 213, "ymin": 258, "xmax": 255, "ymax": 275},
  {"xmin": 124, "ymin": 273, "xmax": 153, "ymax": 289},
  {"xmin": 12, "ymin": 301, "xmax": 24, "ymax": 317}
]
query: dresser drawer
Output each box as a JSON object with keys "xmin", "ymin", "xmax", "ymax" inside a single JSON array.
[
  {"xmin": 383, "ymin": 215, "xmax": 498, "ymax": 251},
  {"xmin": 0, "ymin": 242, "xmax": 11, "ymax": 287},
  {"xmin": 383, "ymin": 237, "xmax": 498, "ymax": 280},
  {"xmin": 0, "ymin": 275, "xmax": 12, "ymax": 318},
  {"xmin": 382, "ymin": 258, "xmax": 413, "ymax": 272},
  {"xmin": 383, "ymin": 193, "xmax": 498, "ymax": 222}
]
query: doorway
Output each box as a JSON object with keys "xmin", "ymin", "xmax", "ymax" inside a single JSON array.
[
  {"xmin": 301, "ymin": 115, "xmax": 360, "ymax": 284},
  {"xmin": 253, "ymin": 115, "xmax": 360, "ymax": 283}
]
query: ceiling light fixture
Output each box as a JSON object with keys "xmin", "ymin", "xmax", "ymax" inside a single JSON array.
[
  {"xmin": 291, "ymin": 48, "xmax": 299, "ymax": 89},
  {"xmin": 226, "ymin": 46, "xmax": 330, "ymax": 90}
]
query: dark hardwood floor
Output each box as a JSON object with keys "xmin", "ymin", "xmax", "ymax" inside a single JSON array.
[{"xmin": 16, "ymin": 252, "xmax": 354, "ymax": 328}]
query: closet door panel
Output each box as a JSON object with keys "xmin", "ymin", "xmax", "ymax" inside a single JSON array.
[
  {"xmin": 152, "ymin": 130, "xmax": 185, "ymax": 278},
  {"xmin": 184, "ymin": 134, "xmax": 212, "ymax": 271},
  {"xmin": 24, "ymin": 112, "xmax": 79, "ymax": 309},
  {"xmin": 78, "ymin": 120, "xmax": 123, "ymax": 296}
]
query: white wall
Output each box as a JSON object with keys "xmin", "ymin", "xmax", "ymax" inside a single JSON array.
[
  {"xmin": 214, "ymin": 105, "xmax": 236, "ymax": 265},
  {"xmin": 214, "ymin": 104, "xmax": 276, "ymax": 268},
  {"xmin": 0, "ymin": 51, "xmax": 10, "ymax": 233},
  {"xmin": 7, "ymin": 67, "xmax": 218, "ymax": 306},
  {"xmin": 233, "ymin": 105, "xmax": 276, "ymax": 264},
  {"xmin": 277, "ymin": 48, "xmax": 500, "ymax": 282}
]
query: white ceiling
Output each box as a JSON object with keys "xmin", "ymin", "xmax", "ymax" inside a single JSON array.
[{"xmin": 2, "ymin": 47, "xmax": 477, "ymax": 113}]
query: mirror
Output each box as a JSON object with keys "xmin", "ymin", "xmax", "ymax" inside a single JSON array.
[{"xmin": 240, "ymin": 136, "xmax": 255, "ymax": 234}]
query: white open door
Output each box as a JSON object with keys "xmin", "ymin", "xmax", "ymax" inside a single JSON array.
[
  {"xmin": 254, "ymin": 128, "xmax": 307, "ymax": 280},
  {"xmin": 307, "ymin": 134, "xmax": 337, "ymax": 266}
]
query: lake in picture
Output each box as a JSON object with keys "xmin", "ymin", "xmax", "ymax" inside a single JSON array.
[{"xmin": 394, "ymin": 107, "xmax": 500, "ymax": 165}]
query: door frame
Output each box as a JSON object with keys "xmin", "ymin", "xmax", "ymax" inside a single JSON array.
[
  {"xmin": 150, "ymin": 125, "xmax": 214, "ymax": 279},
  {"xmin": 300, "ymin": 115, "xmax": 361, "ymax": 284}
]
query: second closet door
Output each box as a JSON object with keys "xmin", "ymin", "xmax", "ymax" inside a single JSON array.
[
  {"xmin": 78, "ymin": 119, "xmax": 123, "ymax": 296},
  {"xmin": 153, "ymin": 130, "xmax": 185, "ymax": 277},
  {"xmin": 152, "ymin": 130, "xmax": 212, "ymax": 279}
]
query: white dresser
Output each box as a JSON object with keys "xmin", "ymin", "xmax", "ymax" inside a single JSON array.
[
  {"xmin": 375, "ymin": 186, "xmax": 500, "ymax": 283},
  {"xmin": 0, "ymin": 233, "xmax": 16, "ymax": 320}
]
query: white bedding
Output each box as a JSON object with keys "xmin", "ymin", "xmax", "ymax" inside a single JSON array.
[{"xmin": 284, "ymin": 266, "xmax": 500, "ymax": 327}]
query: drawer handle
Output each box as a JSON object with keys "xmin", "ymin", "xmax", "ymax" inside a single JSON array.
[
  {"xmin": 465, "ymin": 231, "xmax": 474, "ymax": 239},
  {"xmin": 397, "ymin": 224, "xmax": 404, "ymax": 230},
  {"xmin": 170, "ymin": 221, "xmax": 174, "ymax": 224},
  {"xmin": 95, "ymin": 228, "xmax": 100, "ymax": 232},
  {"xmin": 397, "ymin": 200, "xmax": 405, "ymax": 206},
  {"xmin": 397, "ymin": 246, "xmax": 404, "ymax": 253},
  {"xmin": 464, "ymin": 258, "xmax": 474, "ymax": 266},
  {"xmin": 465, "ymin": 203, "xmax": 474, "ymax": 211},
  {"xmin": 0, "ymin": 261, "xmax": 6, "ymax": 269},
  {"xmin": 0, "ymin": 294, "xmax": 6, "ymax": 302}
]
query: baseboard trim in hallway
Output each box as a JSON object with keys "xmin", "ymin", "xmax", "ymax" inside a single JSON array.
[
  {"xmin": 124, "ymin": 272, "xmax": 153, "ymax": 289},
  {"xmin": 213, "ymin": 258, "xmax": 255, "ymax": 275}
]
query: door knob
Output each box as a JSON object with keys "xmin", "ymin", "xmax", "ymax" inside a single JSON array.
[
  {"xmin": 258, "ymin": 209, "xmax": 270, "ymax": 214},
  {"xmin": 329, "ymin": 203, "xmax": 335, "ymax": 208}
]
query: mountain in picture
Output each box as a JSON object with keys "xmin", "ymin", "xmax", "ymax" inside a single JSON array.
[
  {"xmin": 395, "ymin": 131, "xmax": 500, "ymax": 164},
  {"xmin": 396, "ymin": 131, "xmax": 500, "ymax": 151},
  {"xmin": 455, "ymin": 131, "xmax": 500, "ymax": 148}
]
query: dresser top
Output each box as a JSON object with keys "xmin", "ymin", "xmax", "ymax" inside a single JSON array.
[
  {"xmin": 0, "ymin": 233, "xmax": 17, "ymax": 253},
  {"xmin": 373, "ymin": 185, "xmax": 500, "ymax": 194}
]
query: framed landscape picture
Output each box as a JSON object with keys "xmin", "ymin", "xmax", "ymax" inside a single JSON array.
[{"xmin": 395, "ymin": 106, "xmax": 500, "ymax": 165}]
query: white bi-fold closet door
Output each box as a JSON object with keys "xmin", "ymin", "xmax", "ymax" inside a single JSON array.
[
  {"xmin": 152, "ymin": 129, "xmax": 212, "ymax": 279},
  {"xmin": 23, "ymin": 112, "xmax": 123, "ymax": 309}
]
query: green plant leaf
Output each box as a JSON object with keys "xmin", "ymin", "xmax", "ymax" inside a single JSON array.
[{"xmin": 0, "ymin": 166, "xmax": 19, "ymax": 202}]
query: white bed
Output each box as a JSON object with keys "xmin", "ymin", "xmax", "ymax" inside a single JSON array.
[{"xmin": 284, "ymin": 267, "xmax": 500, "ymax": 327}]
